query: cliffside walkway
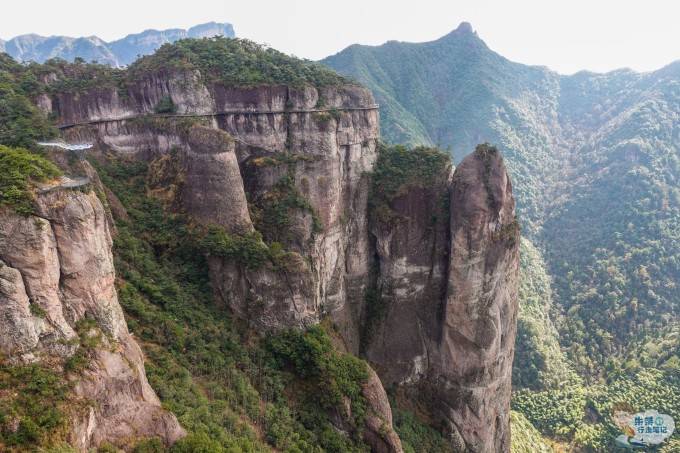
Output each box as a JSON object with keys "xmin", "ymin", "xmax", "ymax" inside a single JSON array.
[
  {"xmin": 38, "ymin": 176, "xmax": 91, "ymax": 193},
  {"xmin": 36, "ymin": 143, "xmax": 92, "ymax": 193},
  {"xmin": 56, "ymin": 104, "xmax": 379, "ymax": 130},
  {"xmin": 37, "ymin": 142, "xmax": 93, "ymax": 150}
]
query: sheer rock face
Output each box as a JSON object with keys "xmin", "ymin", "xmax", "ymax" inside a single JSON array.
[
  {"xmin": 175, "ymin": 125, "xmax": 253, "ymax": 233},
  {"xmin": 434, "ymin": 146, "xmax": 519, "ymax": 452},
  {"xmin": 363, "ymin": 168, "xmax": 452, "ymax": 386},
  {"xmin": 363, "ymin": 146, "xmax": 519, "ymax": 452},
  {"xmin": 0, "ymin": 189, "xmax": 183, "ymax": 450},
  {"xmin": 42, "ymin": 71, "xmax": 518, "ymax": 452},
  {"xmin": 48, "ymin": 75, "xmax": 379, "ymax": 336}
]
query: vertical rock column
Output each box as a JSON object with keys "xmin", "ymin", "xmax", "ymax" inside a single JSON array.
[
  {"xmin": 180, "ymin": 125, "xmax": 254, "ymax": 233},
  {"xmin": 435, "ymin": 144, "xmax": 520, "ymax": 452}
]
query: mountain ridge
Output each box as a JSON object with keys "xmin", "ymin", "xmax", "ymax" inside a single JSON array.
[
  {"xmin": 0, "ymin": 21, "xmax": 235, "ymax": 67},
  {"xmin": 328, "ymin": 22, "xmax": 680, "ymax": 77},
  {"xmin": 324, "ymin": 22, "xmax": 680, "ymax": 451}
]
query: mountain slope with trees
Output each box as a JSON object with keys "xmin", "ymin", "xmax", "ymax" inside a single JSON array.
[{"xmin": 324, "ymin": 22, "xmax": 680, "ymax": 451}]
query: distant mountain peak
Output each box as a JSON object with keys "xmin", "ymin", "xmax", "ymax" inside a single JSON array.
[
  {"xmin": 439, "ymin": 21, "xmax": 480, "ymax": 41},
  {"xmin": 187, "ymin": 22, "xmax": 234, "ymax": 37},
  {"xmin": 456, "ymin": 21, "xmax": 475, "ymax": 33}
]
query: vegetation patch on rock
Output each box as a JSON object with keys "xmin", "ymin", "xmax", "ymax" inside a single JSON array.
[
  {"xmin": 29, "ymin": 57, "xmax": 125, "ymax": 95},
  {"xmin": 0, "ymin": 362, "xmax": 72, "ymax": 451},
  {"xmin": 129, "ymin": 37, "xmax": 351, "ymax": 88},
  {"xmin": 0, "ymin": 145, "xmax": 61, "ymax": 215},
  {"xmin": 266, "ymin": 326, "xmax": 372, "ymax": 445},
  {"xmin": 249, "ymin": 174, "xmax": 323, "ymax": 247},
  {"xmin": 368, "ymin": 143, "xmax": 451, "ymax": 225},
  {"xmin": 392, "ymin": 407, "xmax": 453, "ymax": 453},
  {"xmin": 0, "ymin": 54, "xmax": 57, "ymax": 147}
]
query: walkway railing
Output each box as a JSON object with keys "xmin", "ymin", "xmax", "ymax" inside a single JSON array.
[
  {"xmin": 57, "ymin": 104, "xmax": 380, "ymax": 130},
  {"xmin": 37, "ymin": 142, "xmax": 93, "ymax": 150}
]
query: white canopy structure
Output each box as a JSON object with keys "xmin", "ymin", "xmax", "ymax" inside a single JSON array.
[{"xmin": 37, "ymin": 142, "xmax": 93, "ymax": 151}]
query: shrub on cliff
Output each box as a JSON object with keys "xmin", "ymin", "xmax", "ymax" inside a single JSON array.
[
  {"xmin": 267, "ymin": 326, "xmax": 369, "ymax": 390},
  {"xmin": 393, "ymin": 407, "xmax": 453, "ymax": 453},
  {"xmin": 0, "ymin": 145, "xmax": 61, "ymax": 215},
  {"xmin": 154, "ymin": 95, "xmax": 177, "ymax": 114},
  {"xmin": 170, "ymin": 433, "xmax": 225, "ymax": 453},
  {"xmin": 0, "ymin": 55, "xmax": 58, "ymax": 147},
  {"xmin": 266, "ymin": 326, "xmax": 370, "ymax": 443},
  {"xmin": 200, "ymin": 226, "xmax": 271, "ymax": 269},
  {"xmin": 368, "ymin": 142, "xmax": 451, "ymax": 225},
  {"xmin": 0, "ymin": 362, "xmax": 70, "ymax": 449},
  {"xmin": 249, "ymin": 174, "xmax": 323, "ymax": 246},
  {"xmin": 129, "ymin": 37, "xmax": 351, "ymax": 88}
]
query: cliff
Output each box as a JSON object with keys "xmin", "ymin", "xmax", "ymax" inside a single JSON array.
[
  {"xmin": 46, "ymin": 67, "xmax": 381, "ymax": 338},
  {"xmin": 0, "ymin": 173, "xmax": 183, "ymax": 449},
  {"xmin": 2, "ymin": 41, "xmax": 519, "ymax": 452},
  {"xmin": 364, "ymin": 144, "xmax": 519, "ymax": 451}
]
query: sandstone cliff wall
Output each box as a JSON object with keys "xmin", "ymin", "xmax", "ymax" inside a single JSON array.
[{"xmin": 47, "ymin": 75, "xmax": 380, "ymax": 340}]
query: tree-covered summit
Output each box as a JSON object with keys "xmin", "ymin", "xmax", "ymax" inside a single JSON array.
[{"xmin": 129, "ymin": 37, "xmax": 353, "ymax": 88}]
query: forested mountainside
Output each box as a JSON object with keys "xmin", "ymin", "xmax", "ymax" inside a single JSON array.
[
  {"xmin": 0, "ymin": 38, "xmax": 520, "ymax": 452},
  {"xmin": 324, "ymin": 22, "xmax": 680, "ymax": 451},
  {"xmin": 0, "ymin": 22, "xmax": 234, "ymax": 67}
]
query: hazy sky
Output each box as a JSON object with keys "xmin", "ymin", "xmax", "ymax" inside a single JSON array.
[{"xmin": 3, "ymin": 0, "xmax": 680, "ymax": 74}]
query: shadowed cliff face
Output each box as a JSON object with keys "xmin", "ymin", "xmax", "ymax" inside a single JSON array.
[
  {"xmin": 363, "ymin": 153, "xmax": 452, "ymax": 386},
  {"xmin": 36, "ymin": 67, "xmax": 519, "ymax": 452},
  {"xmin": 363, "ymin": 145, "xmax": 519, "ymax": 452},
  {"xmin": 0, "ymin": 187, "xmax": 184, "ymax": 449}
]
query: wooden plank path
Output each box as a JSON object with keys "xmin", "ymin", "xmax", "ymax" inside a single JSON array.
[{"xmin": 57, "ymin": 104, "xmax": 380, "ymax": 130}]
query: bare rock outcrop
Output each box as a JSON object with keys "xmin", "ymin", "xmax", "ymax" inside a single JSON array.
[
  {"xmin": 145, "ymin": 124, "xmax": 254, "ymax": 233},
  {"xmin": 0, "ymin": 188, "xmax": 183, "ymax": 450},
  {"xmin": 361, "ymin": 145, "xmax": 519, "ymax": 452},
  {"xmin": 361, "ymin": 368, "xmax": 404, "ymax": 453},
  {"xmin": 433, "ymin": 145, "xmax": 519, "ymax": 452},
  {"xmin": 72, "ymin": 334, "xmax": 185, "ymax": 450}
]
